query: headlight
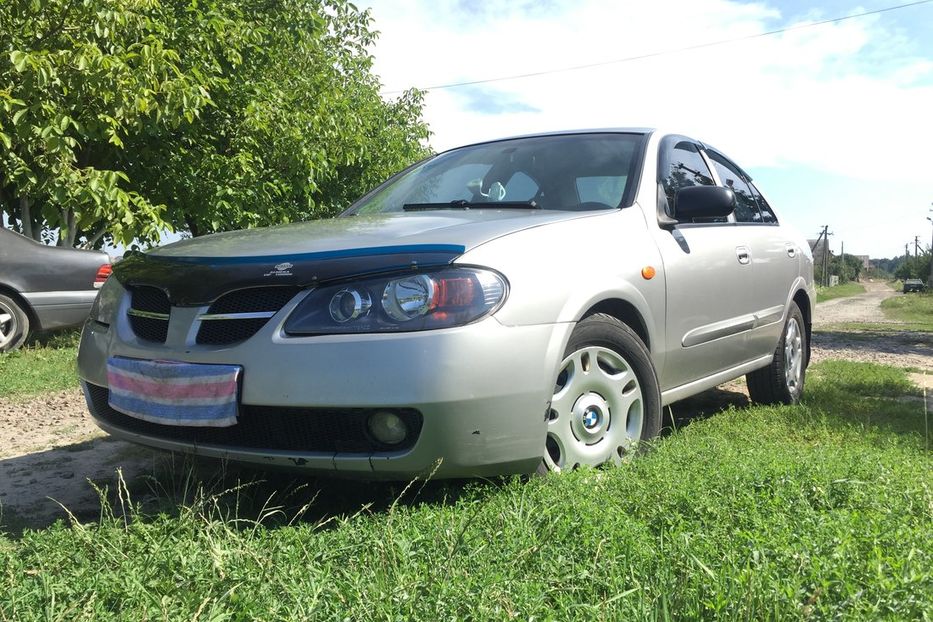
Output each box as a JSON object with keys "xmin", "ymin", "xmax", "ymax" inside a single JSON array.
[
  {"xmin": 89, "ymin": 275, "xmax": 124, "ymax": 326},
  {"xmin": 284, "ymin": 267, "xmax": 507, "ymax": 335}
]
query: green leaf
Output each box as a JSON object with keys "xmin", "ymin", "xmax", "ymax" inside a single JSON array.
[
  {"xmin": 10, "ymin": 51, "xmax": 27, "ymax": 72},
  {"xmin": 0, "ymin": 131, "xmax": 10, "ymax": 149},
  {"xmin": 12, "ymin": 108, "xmax": 28, "ymax": 126}
]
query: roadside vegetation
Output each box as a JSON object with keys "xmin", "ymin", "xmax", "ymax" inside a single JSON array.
[
  {"xmin": 0, "ymin": 330, "xmax": 79, "ymax": 398},
  {"xmin": 883, "ymin": 291, "xmax": 933, "ymax": 328},
  {"xmin": 1, "ymin": 360, "xmax": 930, "ymax": 620},
  {"xmin": 815, "ymin": 282, "xmax": 866, "ymax": 303}
]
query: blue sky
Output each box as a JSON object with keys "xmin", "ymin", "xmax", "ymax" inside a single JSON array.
[{"xmin": 365, "ymin": 0, "xmax": 933, "ymax": 259}]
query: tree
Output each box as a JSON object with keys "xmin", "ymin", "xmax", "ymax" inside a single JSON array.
[
  {"xmin": 893, "ymin": 253, "xmax": 932, "ymax": 281},
  {"xmin": 829, "ymin": 253, "xmax": 864, "ymax": 283},
  {"xmin": 0, "ymin": 0, "xmax": 429, "ymax": 248}
]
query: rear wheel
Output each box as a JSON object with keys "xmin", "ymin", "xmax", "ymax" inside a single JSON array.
[
  {"xmin": 542, "ymin": 313, "xmax": 661, "ymax": 473},
  {"xmin": 746, "ymin": 302, "xmax": 807, "ymax": 405},
  {"xmin": 0, "ymin": 294, "xmax": 29, "ymax": 353}
]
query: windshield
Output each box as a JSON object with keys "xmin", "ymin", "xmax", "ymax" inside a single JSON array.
[{"xmin": 343, "ymin": 133, "xmax": 646, "ymax": 215}]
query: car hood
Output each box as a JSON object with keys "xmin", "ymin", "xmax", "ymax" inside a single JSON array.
[
  {"xmin": 150, "ymin": 210, "xmax": 588, "ymax": 259},
  {"xmin": 117, "ymin": 210, "xmax": 593, "ymax": 305}
]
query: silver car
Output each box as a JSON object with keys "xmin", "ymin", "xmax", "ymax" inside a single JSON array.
[{"xmin": 78, "ymin": 129, "xmax": 815, "ymax": 478}]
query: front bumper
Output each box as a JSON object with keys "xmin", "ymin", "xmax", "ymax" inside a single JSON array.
[{"xmin": 78, "ymin": 312, "xmax": 572, "ymax": 479}]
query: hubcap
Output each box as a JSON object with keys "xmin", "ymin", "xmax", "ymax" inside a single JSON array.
[
  {"xmin": 545, "ymin": 346, "xmax": 643, "ymax": 471},
  {"xmin": 0, "ymin": 302, "xmax": 15, "ymax": 350},
  {"xmin": 784, "ymin": 318, "xmax": 803, "ymax": 394}
]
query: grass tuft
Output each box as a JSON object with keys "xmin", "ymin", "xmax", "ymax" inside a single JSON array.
[
  {"xmin": 882, "ymin": 291, "xmax": 933, "ymax": 329},
  {"xmin": 816, "ymin": 282, "xmax": 866, "ymax": 303}
]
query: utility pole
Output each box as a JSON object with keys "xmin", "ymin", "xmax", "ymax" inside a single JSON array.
[
  {"xmin": 822, "ymin": 226, "xmax": 833, "ymax": 287},
  {"xmin": 811, "ymin": 226, "xmax": 831, "ymax": 286},
  {"xmin": 927, "ymin": 204, "xmax": 933, "ymax": 287},
  {"xmin": 840, "ymin": 241, "xmax": 845, "ymax": 282},
  {"xmin": 915, "ymin": 236, "xmax": 921, "ymax": 258}
]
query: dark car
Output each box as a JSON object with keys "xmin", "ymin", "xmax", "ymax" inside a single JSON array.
[
  {"xmin": 903, "ymin": 279, "xmax": 926, "ymax": 293},
  {"xmin": 0, "ymin": 227, "xmax": 111, "ymax": 352}
]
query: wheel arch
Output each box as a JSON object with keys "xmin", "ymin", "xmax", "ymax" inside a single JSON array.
[
  {"xmin": 792, "ymin": 287, "xmax": 812, "ymax": 364},
  {"xmin": 579, "ymin": 298, "xmax": 651, "ymax": 352},
  {"xmin": 0, "ymin": 283, "xmax": 40, "ymax": 331}
]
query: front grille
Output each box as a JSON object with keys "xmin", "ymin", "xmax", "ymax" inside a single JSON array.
[
  {"xmin": 128, "ymin": 286, "xmax": 171, "ymax": 343},
  {"xmin": 208, "ymin": 287, "xmax": 300, "ymax": 315},
  {"xmin": 196, "ymin": 287, "xmax": 300, "ymax": 346},
  {"xmin": 86, "ymin": 383, "xmax": 422, "ymax": 454}
]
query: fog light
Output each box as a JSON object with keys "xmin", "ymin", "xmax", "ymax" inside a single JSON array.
[{"xmin": 367, "ymin": 410, "xmax": 408, "ymax": 445}]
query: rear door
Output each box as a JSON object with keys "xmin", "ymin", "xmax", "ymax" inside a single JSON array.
[
  {"xmin": 654, "ymin": 137, "xmax": 760, "ymax": 391},
  {"xmin": 703, "ymin": 149, "xmax": 798, "ymax": 356}
]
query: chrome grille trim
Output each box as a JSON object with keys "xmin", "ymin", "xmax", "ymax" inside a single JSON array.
[
  {"xmin": 127, "ymin": 309, "xmax": 171, "ymax": 320},
  {"xmin": 197, "ymin": 311, "xmax": 277, "ymax": 321}
]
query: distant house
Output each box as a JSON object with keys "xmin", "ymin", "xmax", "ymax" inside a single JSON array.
[{"xmin": 855, "ymin": 254, "xmax": 870, "ymax": 270}]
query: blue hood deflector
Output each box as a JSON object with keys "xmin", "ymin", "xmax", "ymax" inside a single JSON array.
[{"xmin": 114, "ymin": 244, "xmax": 465, "ymax": 305}]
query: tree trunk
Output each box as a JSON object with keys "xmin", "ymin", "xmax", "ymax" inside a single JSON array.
[
  {"xmin": 20, "ymin": 197, "xmax": 35, "ymax": 241},
  {"xmin": 185, "ymin": 213, "xmax": 201, "ymax": 237},
  {"xmin": 59, "ymin": 207, "xmax": 76, "ymax": 247}
]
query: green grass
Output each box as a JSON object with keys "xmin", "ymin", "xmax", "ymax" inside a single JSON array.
[
  {"xmin": 882, "ymin": 291, "xmax": 933, "ymax": 329},
  {"xmin": 0, "ymin": 330, "xmax": 80, "ymax": 398},
  {"xmin": 816, "ymin": 282, "xmax": 866, "ymax": 303},
  {"xmin": 1, "ymin": 360, "xmax": 931, "ymax": 620}
]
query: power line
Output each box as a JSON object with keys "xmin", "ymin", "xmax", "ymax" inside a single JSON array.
[{"xmin": 381, "ymin": 0, "xmax": 933, "ymax": 95}]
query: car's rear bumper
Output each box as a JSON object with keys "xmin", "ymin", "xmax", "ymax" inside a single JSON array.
[
  {"xmin": 22, "ymin": 290, "xmax": 97, "ymax": 330},
  {"xmin": 78, "ymin": 316, "xmax": 573, "ymax": 478}
]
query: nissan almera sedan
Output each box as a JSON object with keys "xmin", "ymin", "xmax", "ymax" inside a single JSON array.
[{"xmin": 78, "ymin": 129, "xmax": 815, "ymax": 478}]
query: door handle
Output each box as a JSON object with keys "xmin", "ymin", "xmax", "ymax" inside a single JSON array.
[
  {"xmin": 785, "ymin": 243, "xmax": 797, "ymax": 258},
  {"xmin": 736, "ymin": 246, "xmax": 751, "ymax": 265}
]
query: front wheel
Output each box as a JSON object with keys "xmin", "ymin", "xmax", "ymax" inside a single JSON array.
[
  {"xmin": 746, "ymin": 302, "xmax": 807, "ymax": 405},
  {"xmin": 542, "ymin": 313, "xmax": 661, "ymax": 473}
]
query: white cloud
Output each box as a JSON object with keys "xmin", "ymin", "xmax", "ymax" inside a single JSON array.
[{"xmin": 364, "ymin": 0, "xmax": 933, "ymax": 256}]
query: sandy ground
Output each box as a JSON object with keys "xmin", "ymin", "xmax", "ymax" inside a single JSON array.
[{"xmin": 1, "ymin": 281, "xmax": 930, "ymax": 531}]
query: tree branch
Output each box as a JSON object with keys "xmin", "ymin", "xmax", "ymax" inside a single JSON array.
[{"xmin": 83, "ymin": 225, "xmax": 108, "ymax": 249}]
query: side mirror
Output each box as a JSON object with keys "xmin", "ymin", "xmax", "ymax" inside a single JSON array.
[{"xmin": 674, "ymin": 186, "xmax": 735, "ymax": 221}]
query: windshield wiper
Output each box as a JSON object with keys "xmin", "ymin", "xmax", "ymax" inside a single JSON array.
[{"xmin": 403, "ymin": 199, "xmax": 539, "ymax": 211}]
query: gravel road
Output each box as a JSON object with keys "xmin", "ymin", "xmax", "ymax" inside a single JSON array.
[
  {"xmin": 1, "ymin": 281, "xmax": 929, "ymax": 531},
  {"xmin": 810, "ymin": 280, "xmax": 933, "ymax": 373}
]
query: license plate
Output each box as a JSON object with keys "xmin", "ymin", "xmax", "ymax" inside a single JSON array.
[{"xmin": 107, "ymin": 357, "xmax": 242, "ymax": 427}]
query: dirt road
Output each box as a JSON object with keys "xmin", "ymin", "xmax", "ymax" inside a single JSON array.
[
  {"xmin": 1, "ymin": 281, "xmax": 930, "ymax": 531},
  {"xmin": 812, "ymin": 280, "xmax": 902, "ymax": 327},
  {"xmin": 810, "ymin": 280, "xmax": 933, "ymax": 373}
]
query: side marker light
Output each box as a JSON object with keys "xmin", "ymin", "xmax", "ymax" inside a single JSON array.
[{"xmin": 641, "ymin": 266, "xmax": 656, "ymax": 280}]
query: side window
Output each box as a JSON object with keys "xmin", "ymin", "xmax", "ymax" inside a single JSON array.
[
  {"xmin": 662, "ymin": 141, "xmax": 715, "ymax": 213},
  {"xmin": 748, "ymin": 181, "xmax": 778, "ymax": 224},
  {"xmin": 706, "ymin": 152, "xmax": 761, "ymax": 223}
]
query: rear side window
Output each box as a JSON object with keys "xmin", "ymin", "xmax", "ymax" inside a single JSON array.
[
  {"xmin": 748, "ymin": 181, "xmax": 778, "ymax": 224},
  {"xmin": 706, "ymin": 152, "xmax": 762, "ymax": 224}
]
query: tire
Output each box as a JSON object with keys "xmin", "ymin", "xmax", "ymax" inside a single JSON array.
[
  {"xmin": 746, "ymin": 302, "xmax": 807, "ymax": 405},
  {"xmin": 541, "ymin": 313, "xmax": 661, "ymax": 473},
  {"xmin": 0, "ymin": 294, "xmax": 29, "ymax": 353}
]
